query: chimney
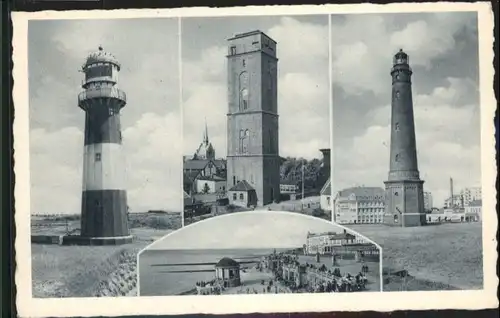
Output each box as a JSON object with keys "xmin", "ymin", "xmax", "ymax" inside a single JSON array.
[
  {"xmin": 319, "ymin": 148, "xmax": 331, "ymax": 177},
  {"xmin": 450, "ymin": 177, "xmax": 454, "ymax": 206}
]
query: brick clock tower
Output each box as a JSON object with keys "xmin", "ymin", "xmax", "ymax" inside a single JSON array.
[
  {"xmin": 226, "ymin": 30, "xmax": 281, "ymax": 206},
  {"xmin": 383, "ymin": 49, "xmax": 426, "ymax": 227}
]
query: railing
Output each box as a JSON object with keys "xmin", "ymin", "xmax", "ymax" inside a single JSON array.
[{"xmin": 78, "ymin": 87, "xmax": 127, "ymax": 104}]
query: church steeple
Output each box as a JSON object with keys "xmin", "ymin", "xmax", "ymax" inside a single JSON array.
[{"xmin": 203, "ymin": 118, "xmax": 209, "ymax": 145}]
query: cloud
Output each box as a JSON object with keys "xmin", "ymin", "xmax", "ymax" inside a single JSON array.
[
  {"xmin": 333, "ymin": 78, "xmax": 481, "ymax": 206},
  {"xmin": 182, "ymin": 17, "xmax": 330, "ymax": 160},
  {"xmin": 146, "ymin": 211, "xmax": 368, "ymax": 250},
  {"xmin": 331, "ymin": 13, "xmax": 477, "ymax": 95},
  {"xmin": 29, "ymin": 18, "xmax": 182, "ymax": 215}
]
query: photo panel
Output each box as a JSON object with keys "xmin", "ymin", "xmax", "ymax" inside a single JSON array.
[
  {"xmin": 138, "ymin": 211, "xmax": 382, "ymax": 296},
  {"xmin": 26, "ymin": 16, "xmax": 182, "ymax": 298},
  {"xmin": 330, "ymin": 12, "xmax": 484, "ymax": 291},
  {"xmin": 181, "ymin": 15, "xmax": 331, "ymax": 226}
]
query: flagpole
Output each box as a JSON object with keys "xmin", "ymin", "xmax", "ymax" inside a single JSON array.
[{"xmin": 302, "ymin": 164, "xmax": 305, "ymax": 211}]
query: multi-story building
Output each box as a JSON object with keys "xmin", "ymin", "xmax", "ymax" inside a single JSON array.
[
  {"xmin": 465, "ymin": 199, "xmax": 482, "ymax": 221},
  {"xmin": 305, "ymin": 230, "xmax": 364, "ymax": 255},
  {"xmin": 444, "ymin": 195, "xmax": 464, "ymax": 208},
  {"xmin": 332, "ymin": 187, "xmax": 385, "ymax": 224},
  {"xmin": 460, "ymin": 187, "xmax": 482, "ymax": 206}
]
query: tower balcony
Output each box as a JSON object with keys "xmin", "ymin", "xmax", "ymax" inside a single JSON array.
[{"xmin": 78, "ymin": 87, "xmax": 127, "ymax": 109}]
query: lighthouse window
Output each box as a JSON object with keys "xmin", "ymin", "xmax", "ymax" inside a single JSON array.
[
  {"xmin": 396, "ymin": 91, "xmax": 401, "ymax": 99},
  {"xmin": 395, "ymin": 123, "xmax": 400, "ymax": 131},
  {"xmin": 95, "ymin": 153, "xmax": 101, "ymax": 162},
  {"xmin": 395, "ymin": 154, "xmax": 400, "ymax": 162}
]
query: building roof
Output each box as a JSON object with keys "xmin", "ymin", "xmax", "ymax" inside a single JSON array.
[
  {"xmin": 228, "ymin": 180, "xmax": 255, "ymax": 192},
  {"xmin": 320, "ymin": 177, "xmax": 331, "ymax": 196},
  {"xmin": 229, "ymin": 30, "xmax": 277, "ymax": 44},
  {"xmin": 184, "ymin": 170, "xmax": 200, "ymax": 184},
  {"xmin": 307, "ymin": 231, "xmax": 356, "ymax": 240},
  {"xmin": 184, "ymin": 159, "xmax": 211, "ymax": 171},
  {"xmin": 83, "ymin": 46, "xmax": 121, "ymax": 70},
  {"xmin": 197, "ymin": 175, "xmax": 226, "ymax": 182},
  {"xmin": 338, "ymin": 186, "xmax": 385, "ymax": 201},
  {"xmin": 468, "ymin": 200, "xmax": 482, "ymax": 207},
  {"xmin": 215, "ymin": 257, "xmax": 240, "ymax": 268}
]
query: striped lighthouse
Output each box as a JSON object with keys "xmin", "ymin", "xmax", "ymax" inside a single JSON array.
[{"xmin": 77, "ymin": 46, "xmax": 132, "ymax": 245}]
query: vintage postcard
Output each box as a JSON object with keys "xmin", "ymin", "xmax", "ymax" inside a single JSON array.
[
  {"xmin": 13, "ymin": 2, "xmax": 497, "ymax": 317},
  {"xmin": 181, "ymin": 15, "xmax": 331, "ymax": 227}
]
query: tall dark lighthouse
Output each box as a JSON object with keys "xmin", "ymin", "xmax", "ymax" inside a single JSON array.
[
  {"xmin": 383, "ymin": 49, "xmax": 426, "ymax": 227},
  {"xmin": 78, "ymin": 47, "xmax": 132, "ymax": 245}
]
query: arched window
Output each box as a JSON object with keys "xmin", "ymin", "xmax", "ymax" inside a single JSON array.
[
  {"xmin": 239, "ymin": 72, "xmax": 249, "ymax": 111},
  {"xmin": 239, "ymin": 129, "xmax": 249, "ymax": 153}
]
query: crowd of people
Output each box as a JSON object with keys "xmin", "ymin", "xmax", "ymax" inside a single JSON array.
[{"xmin": 268, "ymin": 253, "xmax": 371, "ymax": 293}]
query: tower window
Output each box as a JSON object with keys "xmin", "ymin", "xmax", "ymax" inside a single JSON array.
[
  {"xmin": 233, "ymin": 176, "xmax": 236, "ymax": 186},
  {"xmin": 395, "ymin": 123, "xmax": 400, "ymax": 131},
  {"xmin": 242, "ymin": 59, "xmax": 246, "ymax": 67},
  {"xmin": 239, "ymin": 72, "xmax": 249, "ymax": 111},
  {"xmin": 395, "ymin": 91, "xmax": 401, "ymax": 99},
  {"xmin": 95, "ymin": 153, "xmax": 101, "ymax": 162},
  {"xmin": 395, "ymin": 154, "xmax": 400, "ymax": 162},
  {"xmin": 230, "ymin": 46, "xmax": 236, "ymax": 55}
]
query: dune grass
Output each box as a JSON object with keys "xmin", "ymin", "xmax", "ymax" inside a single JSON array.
[
  {"xmin": 347, "ymin": 223, "xmax": 483, "ymax": 290},
  {"xmin": 31, "ymin": 215, "xmax": 179, "ymax": 298}
]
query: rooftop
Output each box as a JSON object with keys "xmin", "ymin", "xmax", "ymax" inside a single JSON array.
[
  {"xmin": 228, "ymin": 180, "xmax": 255, "ymax": 192},
  {"xmin": 82, "ymin": 46, "xmax": 121, "ymax": 70},
  {"xmin": 215, "ymin": 257, "xmax": 240, "ymax": 268},
  {"xmin": 338, "ymin": 186, "xmax": 385, "ymax": 201},
  {"xmin": 320, "ymin": 177, "xmax": 331, "ymax": 196}
]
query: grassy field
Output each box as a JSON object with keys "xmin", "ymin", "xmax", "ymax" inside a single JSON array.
[
  {"xmin": 346, "ymin": 223, "xmax": 483, "ymax": 290},
  {"xmin": 31, "ymin": 213, "xmax": 181, "ymax": 298}
]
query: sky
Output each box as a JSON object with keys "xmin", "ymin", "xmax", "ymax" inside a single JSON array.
[
  {"xmin": 28, "ymin": 18, "xmax": 182, "ymax": 214},
  {"xmin": 145, "ymin": 211, "xmax": 374, "ymax": 250},
  {"xmin": 181, "ymin": 15, "xmax": 330, "ymax": 160},
  {"xmin": 330, "ymin": 12, "xmax": 480, "ymax": 207}
]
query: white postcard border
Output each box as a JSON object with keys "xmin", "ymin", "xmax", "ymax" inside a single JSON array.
[{"xmin": 13, "ymin": 2, "xmax": 498, "ymax": 317}]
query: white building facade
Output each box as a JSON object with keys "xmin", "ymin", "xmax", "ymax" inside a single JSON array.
[{"xmin": 333, "ymin": 187, "xmax": 385, "ymax": 224}]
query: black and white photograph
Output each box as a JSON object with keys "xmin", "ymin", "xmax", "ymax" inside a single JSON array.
[
  {"xmin": 181, "ymin": 16, "xmax": 332, "ymax": 226},
  {"xmin": 26, "ymin": 17, "xmax": 182, "ymax": 298},
  {"xmin": 329, "ymin": 12, "xmax": 485, "ymax": 291},
  {"xmin": 12, "ymin": 3, "xmax": 497, "ymax": 318},
  {"xmin": 138, "ymin": 211, "xmax": 381, "ymax": 296}
]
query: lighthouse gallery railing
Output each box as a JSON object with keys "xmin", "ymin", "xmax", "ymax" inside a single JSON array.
[{"xmin": 78, "ymin": 87, "xmax": 127, "ymax": 103}]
